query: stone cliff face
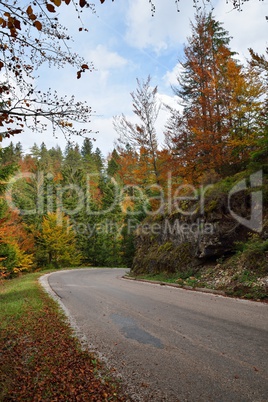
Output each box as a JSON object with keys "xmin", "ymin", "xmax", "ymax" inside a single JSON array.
[{"xmin": 131, "ymin": 179, "xmax": 266, "ymax": 276}]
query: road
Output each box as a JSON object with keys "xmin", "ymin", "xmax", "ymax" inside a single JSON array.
[{"xmin": 43, "ymin": 268, "xmax": 268, "ymax": 402}]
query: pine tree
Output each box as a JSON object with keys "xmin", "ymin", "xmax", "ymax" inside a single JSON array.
[
  {"xmin": 81, "ymin": 138, "xmax": 93, "ymax": 159},
  {"xmin": 93, "ymin": 148, "xmax": 104, "ymax": 173},
  {"xmin": 107, "ymin": 149, "xmax": 120, "ymax": 177}
]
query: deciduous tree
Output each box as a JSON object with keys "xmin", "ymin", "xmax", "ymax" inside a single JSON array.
[
  {"xmin": 114, "ymin": 76, "xmax": 160, "ymax": 185},
  {"xmin": 165, "ymin": 12, "xmax": 264, "ymax": 182},
  {"xmin": 0, "ymin": 0, "xmax": 94, "ymax": 141},
  {"xmin": 0, "ymin": 146, "xmax": 34, "ymax": 277},
  {"xmin": 37, "ymin": 212, "xmax": 81, "ymax": 267}
]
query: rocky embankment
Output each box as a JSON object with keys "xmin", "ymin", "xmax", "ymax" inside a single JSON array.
[{"xmin": 131, "ymin": 171, "xmax": 268, "ymax": 300}]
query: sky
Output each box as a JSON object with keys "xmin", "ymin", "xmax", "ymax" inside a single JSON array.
[{"xmin": 2, "ymin": 0, "xmax": 268, "ymax": 157}]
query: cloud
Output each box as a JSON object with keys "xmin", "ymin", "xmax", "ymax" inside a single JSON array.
[
  {"xmin": 157, "ymin": 93, "xmax": 181, "ymax": 111},
  {"xmin": 213, "ymin": 0, "xmax": 268, "ymax": 59},
  {"xmin": 125, "ymin": 0, "xmax": 267, "ymax": 60},
  {"xmin": 83, "ymin": 45, "xmax": 130, "ymax": 86},
  {"xmin": 162, "ymin": 63, "xmax": 185, "ymax": 87},
  {"xmin": 87, "ymin": 45, "xmax": 129, "ymax": 70},
  {"xmin": 125, "ymin": 0, "xmax": 195, "ymax": 52}
]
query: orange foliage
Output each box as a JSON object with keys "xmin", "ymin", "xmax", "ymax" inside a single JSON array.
[
  {"xmin": 165, "ymin": 13, "xmax": 264, "ymax": 183},
  {"xmin": 0, "ymin": 208, "xmax": 34, "ymax": 276}
]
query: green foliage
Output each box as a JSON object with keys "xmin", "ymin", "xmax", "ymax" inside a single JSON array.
[
  {"xmin": 107, "ymin": 149, "xmax": 120, "ymax": 177},
  {"xmin": 0, "ymin": 243, "xmax": 18, "ymax": 273},
  {"xmin": 233, "ymin": 235, "xmax": 268, "ymax": 276},
  {"xmin": 132, "ymin": 240, "xmax": 194, "ymax": 275},
  {"xmin": 236, "ymin": 235, "xmax": 268, "ymax": 255}
]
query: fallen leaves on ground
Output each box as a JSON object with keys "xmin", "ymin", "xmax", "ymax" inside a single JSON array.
[{"xmin": 0, "ymin": 286, "xmax": 128, "ymax": 401}]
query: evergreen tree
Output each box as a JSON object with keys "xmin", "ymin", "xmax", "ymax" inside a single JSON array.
[
  {"xmin": 48, "ymin": 146, "xmax": 63, "ymax": 167},
  {"xmin": 30, "ymin": 143, "xmax": 41, "ymax": 159},
  {"xmin": 81, "ymin": 138, "xmax": 99, "ymax": 172},
  {"xmin": 81, "ymin": 138, "xmax": 93, "ymax": 159},
  {"xmin": 248, "ymin": 47, "xmax": 268, "ymax": 166},
  {"xmin": 0, "ymin": 142, "xmax": 23, "ymax": 164},
  {"xmin": 107, "ymin": 149, "xmax": 120, "ymax": 177},
  {"xmin": 93, "ymin": 147, "xmax": 104, "ymax": 173}
]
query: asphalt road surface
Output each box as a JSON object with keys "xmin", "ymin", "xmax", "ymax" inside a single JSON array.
[{"xmin": 44, "ymin": 268, "xmax": 268, "ymax": 402}]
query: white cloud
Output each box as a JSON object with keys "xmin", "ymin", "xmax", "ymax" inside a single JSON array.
[
  {"xmin": 162, "ymin": 63, "xmax": 185, "ymax": 87},
  {"xmin": 125, "ymin": 0, "xmax": 195, "ymax": 52},
  {"xmin": 213, "ymin": 0, "xmax": 268, "ymax": 59},
  {"xmin": 124, "ymin": 0, "xmax": 267, "ymax": 59},
  {"xmin": 157, "ymin": 93, "xmax": 180, "ymax": 111},
  {"xmin": 87, "ymin": 44, "xmax": 128, "ymax": 70}
]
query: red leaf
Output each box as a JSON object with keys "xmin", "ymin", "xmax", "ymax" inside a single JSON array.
[
  {"xmin": 46, "ymin": 4, "xmax": 56, "ymax": 12},
  {"xmin": 81, "ymin": 64, "xmax": 89, "ymax": 70},
  {"xmin": 0, "ymin": 18, "xmax": 6, "ymax": 28},
  {"xmin": 26, "ymin": 5, "xmax": 33, "ymax": 15},
  {"xmin": 34, "ymin": 21, "xmax": 42, "ymax": 31},
  {"xmin": 29, "ymin": 13, "xmax": 37, "ymax": 21},
  {"xmin": 79, "ymin": 0, "xmax": 87, "ymax": 7},
  {"xmin": 14, "ymin": 19, "xmax": 21, "ymax": 30}
]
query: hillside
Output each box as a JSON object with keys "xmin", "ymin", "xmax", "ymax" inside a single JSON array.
[{"xmin": 131, "ymin": 167, "xmax": 268, "ymax": 300}]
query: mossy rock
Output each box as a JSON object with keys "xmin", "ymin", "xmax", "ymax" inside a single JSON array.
[{"xmin": 131, "ymin": 241, "xmax": 195, "ymax": 275}]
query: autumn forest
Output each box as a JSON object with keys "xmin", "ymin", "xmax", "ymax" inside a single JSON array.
[{"xmin": 0, "ymin": 12, "xmax": 267, "ymax": 278}]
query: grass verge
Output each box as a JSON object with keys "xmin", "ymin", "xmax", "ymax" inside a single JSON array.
[
  {"xmin": 129, "ymin": 263, "xmax": 268, "ymax": 301},
  {"xmin": 128, "ymin": 271, "xmax": 203, "ymax": 288},
  {"xmin": 0, "ymin": 270, "xmax": 127, "ymax": 401}
]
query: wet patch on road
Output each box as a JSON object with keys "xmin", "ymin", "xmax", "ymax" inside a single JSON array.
[{"xmin": 111, "ymin": 313, "xmax": 163, "ymax": 349}]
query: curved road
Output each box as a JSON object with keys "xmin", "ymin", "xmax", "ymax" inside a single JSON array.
[{"xmin": 44, "ymin": 268, "xmax": 268, "ymax": 401}]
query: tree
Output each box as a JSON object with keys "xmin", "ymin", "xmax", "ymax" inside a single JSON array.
[
  {"xmin": 0, "ymin": 146, "xmax": 34, "ymax": 277},
  {"xmin": 0, "ymin": 0, "xmax": 94, "ymax": 141},
  {"xmin": 37, "ymin": 212, "xmax": 81, "ymax": 267},
  {"xmin": 248, "ymin": 47, "xmax": 268, "ymax": 164},
  {"xmin": 0, "ymin": 141, "xmax": 22, "ymax": 164},
  {"xmin": 92, "ymin": 147, "xmax": 104, "ymax": 173},
  {"xmin": 81, "ymin": 138, "xmax": 94, "ymax": 159},
  {"xmin": 0, "ymin": 209, "xmax": 34, "ymax": 277},
  {"xmin": 165, "ymin": 12, "xmax": 264, "ymax": 181},
  {"xmin": 114, "ymin": 76, "xmax": 160, "ymax": 185},
  {"xmin": 107, "ymin": 149, "xmax": 120, "ymax": 177}
]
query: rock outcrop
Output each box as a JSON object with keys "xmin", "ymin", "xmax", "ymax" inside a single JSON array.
[{"xmin": 131, "ymin": 173, "xmax": 267, "ymax": 276}]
